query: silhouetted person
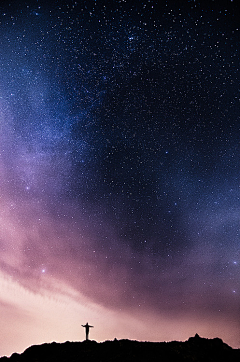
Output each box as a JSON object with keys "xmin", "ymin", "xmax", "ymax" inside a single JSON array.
[{"xmin": 81, "ymin": 322, "xmax": 94, "ymax": 340}]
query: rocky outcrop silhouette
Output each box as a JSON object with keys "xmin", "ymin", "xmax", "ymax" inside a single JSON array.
[{"xmin": 1, "ymin": 334, "xmax": 239, "ymax": 362}]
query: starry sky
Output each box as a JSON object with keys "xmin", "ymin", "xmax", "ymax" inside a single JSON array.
[{"xmin": 0, "ymin": 0, "xmax": 240, "ymax": 356}]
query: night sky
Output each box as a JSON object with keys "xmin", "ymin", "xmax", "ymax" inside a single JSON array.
[{"xmin": 0, "ymin": 0, "xmax": 240, "ymax": 356}]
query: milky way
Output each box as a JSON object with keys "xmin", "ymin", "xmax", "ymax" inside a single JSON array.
[{"xmin": 0, "ymin": 0, "xmax": 239, "ymax": 355}]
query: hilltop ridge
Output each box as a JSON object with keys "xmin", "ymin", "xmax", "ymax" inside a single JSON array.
[{"xmin": 1, "ymin": 334, "xmax": 239, "ymax": 362}]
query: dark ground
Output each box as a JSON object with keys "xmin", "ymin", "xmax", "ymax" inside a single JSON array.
[{"xmin": 1, "ymin": 334, "xmax": 239, "ymax": 362}]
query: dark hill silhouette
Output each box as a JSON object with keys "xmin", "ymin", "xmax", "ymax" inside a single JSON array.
[{"xmin": 1, "ymin": 334, "xmax": 239, "ymax": 362}]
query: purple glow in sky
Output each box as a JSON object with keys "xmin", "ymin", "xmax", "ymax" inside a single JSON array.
[{"xmin": 0, "ymin": 0, "xmax": 240, "ymax": 356}]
